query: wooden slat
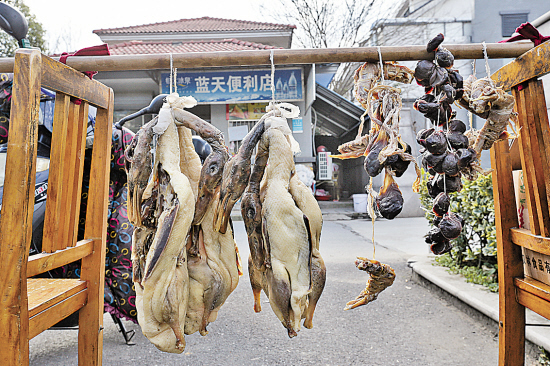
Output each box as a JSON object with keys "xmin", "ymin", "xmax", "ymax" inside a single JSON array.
[
  {"xmin": 510, "ymin": 228, "xmax": 550, "ymax": 256},
  {"xmin": 514, "ymin": 86, "xmax": 544, "ymax": 235},
  {"xmin": 78, "ymin": 89, "xmax": 113, "ymax": 366},
  {"xmin": 41, "ymin": 93, "xmax": 71, "ymax": 253},
  {"xmin": 67, "ymin": 102, "xmax": 89, "ymax": 247},
  {"xmin": 515, "ymin": 277, "xmax": 550, "ymax": 304},
  {"xmin": 523, "ymin": 81, "xmax": 550, "ymax": 236},
  {"xmin": 492, "ymin": 41, "xmax": 550, "ymax": 90},
  {"xmin": 27, "ymin": 278, "xmax": 87, "ymax": 317},
  {"xmin": 40, "ymin": 55, "xmax": 110, "ymax": 109},
  {"xmin": 59, "ymin": 101, "xmax": 79, "ymax": 250},
  {"xmin": 59, "ymin": 101, "xmax": 82, "ymax": 249},
  {"xmin": 530, "ymin": 80, "xmax": 550, "ymax": 206},
  {"xmin": 0, "ymin": 48, "xmax": 41, "ymax": 366},
  {"xmin": 516, "ymin": 287, "xmax": 550, "ymax": 321},
  {"xmin": 27, "ymin": 239, "xmax": 94, "ymax": 278},
  {"xmin": 28, "ymin": 288, "xmax": 88, "ymax": 340},
  {"xmin": 491, "ymin": 139, "xmax": 526, "ymax": 366}
]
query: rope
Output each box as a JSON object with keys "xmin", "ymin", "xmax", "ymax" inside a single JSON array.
[
  {"xmin": 270, "ymin": 49, "xmax": 276, "ymax": 103},
  {"xmin": 169, "ymin": 53, "xmax": 173, "ymax": 94},
  {"xmin": 482, "ymin": 42, "xmax": 491, "ymax": 78},
  {"xmin": 377, "ymin": 46, "xmax": 384, "ymax": 82}
]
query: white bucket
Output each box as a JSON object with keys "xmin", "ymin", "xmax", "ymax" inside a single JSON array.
[{"xmin": 352, "ymin": 194, "xmax": 368, "ymax": 213}]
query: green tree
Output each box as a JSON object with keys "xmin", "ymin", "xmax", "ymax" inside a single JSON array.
[{"xmin": 0, "ymin": 0, "xmax": 47, "ymax": 57}]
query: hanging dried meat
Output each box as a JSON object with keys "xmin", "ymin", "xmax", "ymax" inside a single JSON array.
[
  {"xmin": 459, "ymin": 74, "xmax": 517, "ymax": 154},
  {"xmin": 345, "ymin": 258, "xmax": 396, "ymax": 310},
  {"xmin": 413, "ymin": 33, "xmax": 516, "ymax": 255},
  {"xmin": 125, "ymin": 94, "xmax": 241, "ymax": 353},
  {"xmin": 332, "ymin": 61, "xmax": 420, "ymax": 220},
  {"xmin": 230, "ymin": 105, "xmax": 326, "ymax": 337}
]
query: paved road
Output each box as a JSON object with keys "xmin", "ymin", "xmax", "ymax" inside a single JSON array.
[{"xmin": 30, "ymin": 219, "xmax": 503, "ymax": 366}]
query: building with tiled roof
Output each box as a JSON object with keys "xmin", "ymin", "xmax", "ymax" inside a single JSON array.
[
  {"xmin": 108, "ymin": 39, "xmax": 281, "ymax": 55},
  {"xmin": 93, "ymin": 16, "xmax": 367, "ymax": 197},
  {"xmin": 94, "ymin": 17, "xmax": 295, "ymax": 48}
]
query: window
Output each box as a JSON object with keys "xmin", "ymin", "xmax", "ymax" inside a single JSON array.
[{"xmin": 500, "ymin": 11, "xmax": 529, "ymax": 37}]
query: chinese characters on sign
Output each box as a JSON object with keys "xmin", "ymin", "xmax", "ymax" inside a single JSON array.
[{"xmin": 161, "ymin": 68, "xmax": 303, "ymax": 103}]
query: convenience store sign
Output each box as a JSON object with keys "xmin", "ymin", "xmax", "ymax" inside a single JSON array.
[{"xmin": 160, "ymin": 68, "xmax": 303, "ymax": 104}]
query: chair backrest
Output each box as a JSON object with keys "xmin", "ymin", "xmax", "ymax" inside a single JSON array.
[
  {"xmin": 0, "ymin": 48, "xmax": 113, "ymax": 365},
  {"xmin": 491, "ymin": 40, "xmax": 550, "ymax": 366}
]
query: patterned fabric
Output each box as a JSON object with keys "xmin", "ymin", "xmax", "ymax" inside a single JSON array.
[
  {"xmin": 103, "ymin": 126, "xmax": 137, "ymax": 322},
  {"xmin": 78, "ymin": 126, "xmax": 137, "ymax": 323},
  {"xmin": 0, "ymin": 73, "xmax": 13, "ymax": 144}
]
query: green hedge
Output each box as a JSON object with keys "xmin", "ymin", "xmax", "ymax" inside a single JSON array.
[{"xmin": 419, "ymin": 170, "xmax": 499, "ymax": 292}]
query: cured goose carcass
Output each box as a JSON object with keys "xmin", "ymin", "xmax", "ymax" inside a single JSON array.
[
  {"xmin": 169, "ymin": 101, "xmax": 240, "ymax": 337},
  {"xmin": 126, "ymin": 93, "xmax": 238, "ymax": 353},
  {"xmin": 184, "ymin": 192, "xmax": 241, "ymax": 336},
  {"xmin": 261, "ymin": 125, "xmax": 311, "ymax": 337},
  {"xmin": 126, "ymin": 113, "xmax": 194, "ymax": 353},
  {"xmin": 239, "ymin": 112, "xmax": 314, "ymax": 337}
]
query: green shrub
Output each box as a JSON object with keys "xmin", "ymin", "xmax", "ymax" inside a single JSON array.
[{"xmin": 419, "ymin": 169, "xmax": 498, "ymax": 291}]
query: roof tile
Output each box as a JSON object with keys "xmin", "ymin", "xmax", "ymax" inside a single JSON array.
[
  {"xmin": 108, "ymin": 39, "xmax": 282, "ymax": 55},
  {"xmin": 94, "ymin": 16, "xmax": 296, "ymax": 35}
]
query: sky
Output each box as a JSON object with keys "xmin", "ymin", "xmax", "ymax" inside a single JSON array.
[{"xmin": 23, "ymin": 0, "xmax": 275, "ymax": 52}]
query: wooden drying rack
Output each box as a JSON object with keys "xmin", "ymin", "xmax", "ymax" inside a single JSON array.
[
  {"xmin": 491, "ymin": 40, "xmax": 550, "ymax": 365},
  {"xmin": 0, "ymin": 41, "xmax": 544, "ymax": 365}
]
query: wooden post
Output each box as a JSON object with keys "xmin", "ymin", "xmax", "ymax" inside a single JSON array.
[
  {"xmin": 78, "ymin": 89, "xmax": 113, "ymax": 366},
  {"xmin": 491, "ymin": 139, "xmax": 525, "ymax": 366},
  {"xmin": 0, "ymin": 49, "xmax": 42, "ymax": 366}
]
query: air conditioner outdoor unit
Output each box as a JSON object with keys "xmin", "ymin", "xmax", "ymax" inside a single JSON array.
[{"xmin": 317, "ymin": 152, "xmax": 332, "ymax": 180}]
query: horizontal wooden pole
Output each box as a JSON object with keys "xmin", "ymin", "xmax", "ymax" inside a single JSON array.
[{"xmin": 0, "ymin": 42, "xmax": 534, "ymax": 73}]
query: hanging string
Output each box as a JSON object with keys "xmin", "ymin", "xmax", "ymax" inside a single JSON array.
[
  {"xmin": 366, "ymin": 177, "xmax": 376, "ymax": 259},
  {"xmin": 270, "ymin": 49, "xmax": 276, "ymax": 103},
  {"xmin": 173, "ymin": 66, "xmax": 178, "ymax": 95},
  {"xmin": 482, "ymin": 42, "xmax": 491, "ymax": 78},
  {"xmin": 169, "ymin": 53, "xmax": 174, "ymax": 94},
  {"xmin": 377, "ymin": 46, "xmax": 385, "ymax": 82}
]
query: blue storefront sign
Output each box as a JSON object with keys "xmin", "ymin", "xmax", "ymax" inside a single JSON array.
[{"xmin": 161, "ymin": 68, "xmax": 303, "ymax": 104}]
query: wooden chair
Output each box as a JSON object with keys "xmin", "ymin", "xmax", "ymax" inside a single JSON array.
[
  {"xmin": 491, "ymin": 41, "xmax": 550, "ymax": 365},
  {"xmin": 0, "ymin": 49, "xmax": 113, "ymax": 365}
]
